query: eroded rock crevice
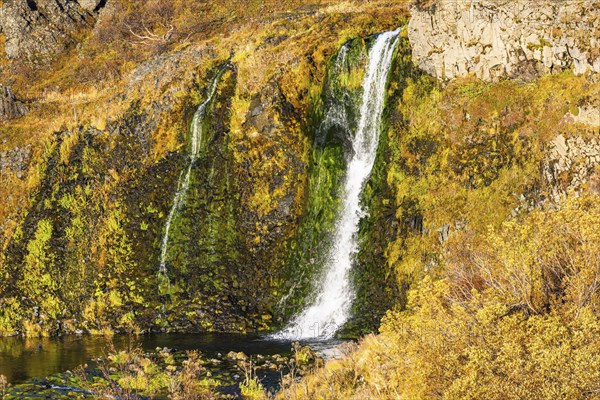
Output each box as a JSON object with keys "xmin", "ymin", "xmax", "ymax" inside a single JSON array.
[
  {"xmin": 543, "ymin": 134, "xmax": 600, "ymax": 204},
  {"xmin": 0, "ymin": 85, "xmax": 28, "ymax": 120}
]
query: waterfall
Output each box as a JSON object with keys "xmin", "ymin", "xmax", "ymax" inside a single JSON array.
[
  {"xmin": 158, "ymin": 75, "xmax": 220, "ymax": 288},
  {"xmin": 274, "ymin": 29, "xmax": 400, "ymax": 340}
]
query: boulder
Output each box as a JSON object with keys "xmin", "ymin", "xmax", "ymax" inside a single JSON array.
[
  {"xmin": 0, "ymin": 85, "xmax": 27, "ymax": 120},
  {"xmin": 78, "ymin": 0, "xmax": 104, "ymax": 12}
]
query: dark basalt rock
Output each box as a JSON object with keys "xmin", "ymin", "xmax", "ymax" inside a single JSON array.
[
  {"xmin": 0, "ymin": 0, "xmax": 105, "ymax": 64},
  {"xmin": 0, "ymin": 85, "xmax": 28, "ymax": 120}
]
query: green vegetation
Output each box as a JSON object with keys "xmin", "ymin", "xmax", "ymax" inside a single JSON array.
[
  {"xmin": 276, "ymin": 64, "xmax": 600, "ymax": 399},
  {"xmin": 275, "ymin": 36, "xmax": 368, "ymax": 320},
  {"xmin": 77, "ymin": 345, "xmax": 222, "ymax": 399},
  {"xmin": 0, "ymin": 0, "xmax": 410, "ymax": 337},
  {"xmin": 1, "ymin": 0, "xmax": 598, "ymax": 398},
  {"xmin": 280, "ymin": 196, "xmax": 600, "ymax": 399}
]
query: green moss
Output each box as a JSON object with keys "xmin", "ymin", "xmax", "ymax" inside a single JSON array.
[
  {"xmin": 345, "ymin": 32, "xmax": 414, "ymax": 336},
  {"xmin": 0, "ymin": 2, "xmax": 414, "ymax": 337},
  {"xmin": 527, "ymin": 38, "xmax": 552, "ymax": 52},
  {"xmin": 276, "ymin": 29, "xmax": 412, "ymax": 335},
  {"xmin": 274, "ymin": 39, "xmax": 366, "ymax": 320}
]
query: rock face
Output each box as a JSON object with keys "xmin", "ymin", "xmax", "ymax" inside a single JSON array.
[
  {"xmin": 0, "ymin": 86, "xmax": 27, "ymax": 120},
  {"xmin": 408, "ymin": 0, "xmax": 600, "ymax": 81},
  {"xmin": 0, "ymin": 0, "xmax": 103, "ymax": 64},
  {"xmin": 78, "ymin": 0, "xmax": 104, "ymax": 12},
  {"xmin": 543, "ymin": 134, "xmax": 600, "ymax": 204},
  {"xmin": 568, "ymin": 105, "xmax": 600, "ymax": 128}
]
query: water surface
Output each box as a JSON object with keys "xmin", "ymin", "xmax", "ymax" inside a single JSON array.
[{"xmin": 0, "ymin": 333, "xmax": 346, "ymax": 386}]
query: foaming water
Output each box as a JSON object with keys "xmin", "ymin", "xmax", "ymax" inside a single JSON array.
[{"xmin": 274, "ymin": 29, "xmax": 400, "ymax": 340}]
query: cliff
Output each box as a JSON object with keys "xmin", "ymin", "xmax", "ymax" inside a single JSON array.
[
  {"xmin": 0, "ymin": 0, "xmax": 408, "ymax": 337},
  {"xmin": 408, "ymin": 0, "xmax": 600, "ymax": 81},
  {"xmin": 0, "ymin": 1, "xmax": 599, "ymax": 398},
  {"xmin": 0, "ymin": 0, "xmax": 103, "ymax": 64}
]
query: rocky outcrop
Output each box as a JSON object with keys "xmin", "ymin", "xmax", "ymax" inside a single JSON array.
[
  {"xmin": 543, "ymin": 134, "xmax": 600, "ymax": 204},
  {"xmin": 0, "ymin": 145, "xmax": 31, "ymax": 177},
  {"xmin": 0, "ymin": 0, "xmax": 104, "ymax": 64},
  {"xmin": 408, "ymin": 0, "xmax": 600, "ymax": 81},
  {"xmin": 78, "ymin": 0, "xmax": 105, "ymax": 13},
  {"xmin": 567, "ymin": 105, "xmax": 600, "ymax": 128},
  {"xmin": 0, "ymin": 86, "xmax": 27, "ymax": 120}
]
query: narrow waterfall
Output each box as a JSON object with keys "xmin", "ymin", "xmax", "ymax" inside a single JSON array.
[
  {"xmin": 275, "ymin": 29, "xmax": 400, "ymax": 340},
  {"xmin": 158, "ymin": 76, "xmax": 220, "ymax": 288}
]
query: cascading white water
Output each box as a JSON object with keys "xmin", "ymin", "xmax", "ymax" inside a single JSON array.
[
  {"xmin": 274, "ymin": 29, "xmax": 400, "ymax": 340},
  {"xmin": 158, "ymin": 76, "xmax": 220, "ymax": 287}
]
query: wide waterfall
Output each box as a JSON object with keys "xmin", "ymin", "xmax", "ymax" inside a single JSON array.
[
  {"xmin": 158, "ymin": 75, "xmax": 220, "ymax": 288},
  {"xmin": 275, "ymin": 29, "xmax": 400, "ymax": 340}
]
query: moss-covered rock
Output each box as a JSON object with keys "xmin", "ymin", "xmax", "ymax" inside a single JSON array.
[{"xmin": 0, "ymin": 1, "xmax": 411, "ymax": 337}]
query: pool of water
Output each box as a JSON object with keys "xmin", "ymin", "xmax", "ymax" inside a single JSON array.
[{"xmin": 0, "ymin": 333, "xmax": 346, "ymax": 386}]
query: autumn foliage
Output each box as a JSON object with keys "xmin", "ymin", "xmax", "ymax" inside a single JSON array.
[{"xmin": 280, "ymin": 195, "xmax": 600, "ymax": 399}]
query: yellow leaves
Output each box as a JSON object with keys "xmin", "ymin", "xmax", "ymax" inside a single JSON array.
[
  {"xmin": 387, "ymin": 299, "xmax": 600, "ymax": 399},
  {"xmin": 58, "ymin": 130, "xmax": 81, "ymax": 165},
  {"xmin": 21, "ymin": 219, "xmax": 57, "ymax": 297},
  {"xmin": 291, "ymin": 194, "xmax": 600, "ymax": 399},
  {"xmin": 0, "ymin": 297, "xmax": 22, "ymax": 337},
  {"xmin": 229, "ymin": 95, "xmax": 250, "ymax": 140},
  {"xmin": 444, "ymin": 195, "xmax": 600, "ymax": 317},
  {"xmin": 106, "ymin": 213, "xmax": 122, "ymax": 233},
  {"xmin": 277, "ymin": 25, "xmax": 596, "ymax": 400},
  {"xmin": 248, "ymin": 181, "xmax": 273, "ymax": 219},
  {"xmin": 108, "ymin": 290, "xmax": 123, "ymax": 307},
  {"xmin": 339, "ymin": 68, "xmax": 365, "ymax": 91}
]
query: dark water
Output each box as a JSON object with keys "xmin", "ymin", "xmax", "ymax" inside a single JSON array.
[{"xmin": 0, "ymin": 333, "xmax": 345, "ymax": 387}]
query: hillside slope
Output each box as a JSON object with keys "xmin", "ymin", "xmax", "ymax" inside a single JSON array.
[
  {"xmin": 278, "ymin": 1, "xmax": 600, "ymax": 398},
  {"xmin": 0, "ymin": 2, "xmax": 599, "ymax": 397},
  {"xmin": 0, "ymin": 0, "xmax": 408, "ymax": 336}
]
